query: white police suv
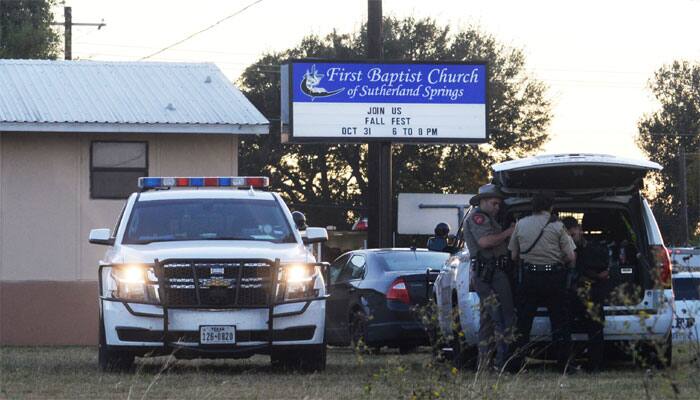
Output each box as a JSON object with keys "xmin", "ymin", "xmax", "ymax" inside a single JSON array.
[
  {"xmin": 434, "ymin": 154, "xmax": 674, "ymax": 368},
  {"xmin": 89, "ymin": 177, "xmax": 329, "ymax": 372}
]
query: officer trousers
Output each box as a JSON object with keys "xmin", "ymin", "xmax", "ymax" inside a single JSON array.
[
  {"xmin": 572, "ymin": 279, "xmax": 607, "ymax": 369},
  {"xmin": 473, "ymin": 268, "xmax": 515, "ymax": 369},
  {"xmin": 515, "ymin": 269, "xmax": 572, "ymax": 368}
]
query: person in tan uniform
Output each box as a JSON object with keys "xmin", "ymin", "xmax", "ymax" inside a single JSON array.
[
  {"xmin": 463, "ymin": 184, "xmax": 515, "ymax": 371},
  {"xmin": 508, "ymin": 192, "xmax": 577, "ymax": 372}
]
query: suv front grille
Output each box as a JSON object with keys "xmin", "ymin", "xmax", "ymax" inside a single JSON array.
[{"xmin": 159, "ymin": 260, "xmax": 275, "ymax": 308}]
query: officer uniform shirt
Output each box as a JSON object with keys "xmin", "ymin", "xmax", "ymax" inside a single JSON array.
[
  {"xmin": 464, "ymin": 207, "xmax": 508, "ymax": 259},
  {"xmin": 508, "ymin": 212, "xmax": 575, "ymax": 265}
]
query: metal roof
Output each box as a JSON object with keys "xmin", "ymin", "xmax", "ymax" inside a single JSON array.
[{"xmin": 0, "ymin": 59, "xmax": 268, "ymax": 134}]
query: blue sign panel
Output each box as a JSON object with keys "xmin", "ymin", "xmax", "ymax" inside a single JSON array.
[
  {"xmin": 281, "ymin": 60, "xmax": 488, "ymax": 143},
  {"xmin": 291, "ymin": 62, "xmax": 486, "ymax": 105}
]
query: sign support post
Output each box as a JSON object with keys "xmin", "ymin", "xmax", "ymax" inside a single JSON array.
[{"xmin": 367, "ymin": 0, "xmax": 392, "ymax": 248}]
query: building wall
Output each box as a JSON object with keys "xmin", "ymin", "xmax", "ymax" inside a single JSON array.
[{"xmin": 0, "ymin": 132, "xmax": 239, "ymax": 345}]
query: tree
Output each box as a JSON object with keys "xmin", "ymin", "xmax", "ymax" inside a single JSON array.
[
  {"xmin": 637, "ymin": 61, "xmax": 700, "ymax": 245},
  {"xmin": 0, "ymin": 0, "xmax": 60, "ymax": 59},
  {"xmin": 238, "ymin": 17, "xmax": 551, "ymax": 229}
]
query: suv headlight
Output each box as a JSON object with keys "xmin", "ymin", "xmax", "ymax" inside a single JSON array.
[
  {"xmin": 279, "ymin": 264, "xmax": 318, "ymax": 301},
  {"xmin": 108, "ymin": 264, "xmax": 159, "ymax": 304}
]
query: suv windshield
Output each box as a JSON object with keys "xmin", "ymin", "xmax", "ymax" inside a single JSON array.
[
  {"xmin": 123, "ymin": 199, "xmax": 295, "ymax": 244},
  {"xmin": 374, "ymin": 251, "xmax": 449, "ymax": 271}
]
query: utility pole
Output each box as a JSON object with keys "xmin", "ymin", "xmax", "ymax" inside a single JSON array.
[
  {"xmin": 366, "ymin": 0, "xmax": 392, "ymax": 248},
  {"xmin": 51, "ymin": 6, "xmax": 106, "ymax": 60},
  {"xmin": 678, "ymin": 144, "xmax": 689, "ymax": 245}
]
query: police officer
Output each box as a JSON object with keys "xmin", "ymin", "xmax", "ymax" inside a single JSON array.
[
  {"xmin": 427, "ymin": 222, "xmax": 451, "ymax": 252},
  {"xmin": 464, "ymin": 184, "xmax": 515, "ymax": 371},
  {"xmin": 509, "ymin": 193, "xmax": 577, "ymax": 372},
  {"xmin": 562, "ymin": 217, "xmax": 609, "ymax": 371}
]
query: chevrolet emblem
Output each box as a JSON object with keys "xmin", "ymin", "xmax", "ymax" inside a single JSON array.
[{"xmin": 208, "ymin": 277, "xmax": 230, "ymax": 288}]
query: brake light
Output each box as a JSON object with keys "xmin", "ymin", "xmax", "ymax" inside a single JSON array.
[
  {"xmin": 386, "ymin": 278, "xmax": 411, "ymax": 304},
  {"xmin": 651, "ymin": 245, "xmax": 672, "ymax": 288},
  {"xmin": 137, "ymin": 176, "xmax": 269, "ymax": 190}
]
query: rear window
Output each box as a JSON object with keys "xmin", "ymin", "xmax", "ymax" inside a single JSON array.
[
  {"xmin": 673, "ymin": 278, "xmax": 700, "ymax": 300},
  {"xmin": 373, "ymin": 252, "xmax": 449, "ymax": 272}
]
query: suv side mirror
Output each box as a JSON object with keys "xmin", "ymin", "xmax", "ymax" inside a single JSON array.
[
  {"xmin": 89, "ymin": 228, "xmax": 114, "ymax": 245},
  {"xmin": 303, "ymin": 227, "xmax": 328, "ymax": 245}
]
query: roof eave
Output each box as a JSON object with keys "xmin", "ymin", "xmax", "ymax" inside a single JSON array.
[{"xmin": 0, "ymin": 122, "xmax": 270, "ymax": 135}]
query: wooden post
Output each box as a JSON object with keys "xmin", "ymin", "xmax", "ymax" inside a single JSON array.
[
  {"xmin": 367, "ymin": 0, "xmax": 392, "ymax": 248},
  {"xmin": 64, "ymin": 7, "xmax": 72, "ymax": 60}
]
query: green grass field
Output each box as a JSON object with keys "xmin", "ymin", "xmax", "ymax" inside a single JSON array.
[{"xmin": 1, "ymin": 346, "xmax": 699, "ymax": 399}]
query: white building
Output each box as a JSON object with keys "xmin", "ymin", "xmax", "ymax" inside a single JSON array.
[{"xmin": 0, "ymin": 60, "xmax": 268, "ymax": 345}]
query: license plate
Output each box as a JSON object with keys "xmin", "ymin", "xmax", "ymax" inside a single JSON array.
[{"xmin": 200, "ymin": 325, "xmax": 236, "ymax": 345}]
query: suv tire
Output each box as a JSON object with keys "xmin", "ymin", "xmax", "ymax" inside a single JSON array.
[
  {"xmin": 98, "ymin": 315, "xmax": 134, "ymax": 372},
  {"xmin": 271, "ymin": 344, "xmax": 326, "ymax": 372},
  {"xmin": 99, "ymin": 345, "xmax": 135, "ymax": 372},
  {"xmin": 450, "ymin": 299, "xmax": 477, "ymax": 369}
]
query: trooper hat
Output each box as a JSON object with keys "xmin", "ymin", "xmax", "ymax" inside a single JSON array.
[{"xmin": 469, "ymin": 183, "xmax": 505, "ymax": 206}]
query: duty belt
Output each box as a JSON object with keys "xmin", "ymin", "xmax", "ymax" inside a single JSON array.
[{"xmin": 524, "ymin": 263, "xmax": 565, "ymax": 273}]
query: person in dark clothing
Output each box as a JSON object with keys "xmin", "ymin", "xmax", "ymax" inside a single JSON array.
[
  {"xmin": 562, "ymin": 216, "xmax": 609, "ymax": 371},
  {"xmin": 427, "ymin": 222, "xmax": 451, "ymax": 252}
]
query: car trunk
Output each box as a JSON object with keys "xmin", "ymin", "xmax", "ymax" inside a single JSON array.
[
  {"xmin": 493, "ymin": 154, "xmax": 663, "ymax": 306},
  {"xmin": 508, "ymin": 203, "xmax": 649, "ymax": 305},
  {"xmin": 384, "ymin": 270, "xmax": 438, "ymax": 306}
]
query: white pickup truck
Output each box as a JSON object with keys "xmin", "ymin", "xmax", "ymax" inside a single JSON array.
[{"xmin": 90, "ymin": 176, "xmax": 329, "ymax": 372}]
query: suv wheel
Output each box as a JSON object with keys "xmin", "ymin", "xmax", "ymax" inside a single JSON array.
[
  {"xmin": 634, "ymin": 336, "xmax": 672, "ymax": 369},
  {"xmin": 99, "ymin": 345, "xmax": 135, "ymax": 372},
  {"xmin": 271, "ymin": 344, "xmax": 326, "ymax": 372},
  {"xmin": 98, "ymin": 315, "xmax": 134, "ymax": 372},
  {"xmin": 450, "ymin": 299, "xmax": 476, "ymax": 369}
]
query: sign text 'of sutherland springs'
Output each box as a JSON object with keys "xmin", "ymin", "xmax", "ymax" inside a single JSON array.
[{"xmin": 281, "ymin": 61, "xmax": 488, "ymax": 143}]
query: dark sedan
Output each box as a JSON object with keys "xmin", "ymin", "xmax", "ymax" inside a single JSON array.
[{"xmin": 325, "ymin": 248, "xmax": 450, "ymax": 353}]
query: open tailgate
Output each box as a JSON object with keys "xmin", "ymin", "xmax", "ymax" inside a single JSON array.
[{"xmin": 492, "ymin": 153, "xmax": 662, "ymax": 194}]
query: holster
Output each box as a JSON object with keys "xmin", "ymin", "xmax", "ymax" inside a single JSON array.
[{"xmin": 475, "ymin": 256, "xmax": 497, "ymax": 284}]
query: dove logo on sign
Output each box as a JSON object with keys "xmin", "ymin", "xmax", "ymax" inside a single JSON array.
[{"xmin": 300, "ymin": 64, "xmax": 345, "ymax": 100}]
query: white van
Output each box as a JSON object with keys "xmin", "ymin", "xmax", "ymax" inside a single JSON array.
[{"xmin": 434, "ymin": 154, "xmax": 674, "ymax": 367}]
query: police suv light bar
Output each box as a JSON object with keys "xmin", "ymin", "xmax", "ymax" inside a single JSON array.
[{"xmin": 138, "ymin": 176, "xmax": 269, "ymax": 190}]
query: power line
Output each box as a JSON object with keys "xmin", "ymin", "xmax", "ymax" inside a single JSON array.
[{"xmin": 140, "ymin": 0, "xmax": 265, "ymax": 60}]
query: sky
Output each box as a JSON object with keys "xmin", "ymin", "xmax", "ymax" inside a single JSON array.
[{"xmin": 63, "ymin": 0, "xmax": 700, "ymax": 159}]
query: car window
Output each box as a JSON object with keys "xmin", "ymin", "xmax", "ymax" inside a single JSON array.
[
  {"xmin": 111, "ymin": 203, "xmax": 127, "ymax": 239},
  {"xmin": 348, "ymin": 255, "xmax": 366, "ymax": 279},
  {"xmin": 374, "ymin": 251, "xmax": 450, "ymax": 271},
  {"xmin": 336, "ymin": 254, "xmax": 365, "ymax": 283},
  {"xmin": 330, "ymin": 254, "xmax": 351, "ymax": 284},
  {"xmin": 673, "ymin": 278, "xmax": 700, "ymax": 300}
]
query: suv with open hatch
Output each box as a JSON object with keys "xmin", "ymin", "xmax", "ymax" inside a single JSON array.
[
  {"xmin": 89, "ymin": 176, "xmax": 329, "ymax": 372},
  {"xmin": 434, "ymin": 154, "xmax": 674, "ymax": 367}
]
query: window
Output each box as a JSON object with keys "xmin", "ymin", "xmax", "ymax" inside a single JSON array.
[
  {"xmin": 330, "ymin": 255, "xmax": 351, "ymax": 284},
  {"xmin": 336, "ymin": 255, "xmax": 366, "ymax": 282},
  {"xmin": 111, "ymin": 203, "xmax": 127, "ymax": 239},
  {"xmin": 91, "ymin": 141, "xmax": 148, "ymax": 199},
  {"xmin": 673, "ymin": 278, "xmax": 700, "ymax": 301},
  {"xmin": 122, "ymin": 199, "xmax": 295, "ymax": 244},
  {"xmin": 374, "ymin": 251, "xmax": 450, "ymax": 272}
]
